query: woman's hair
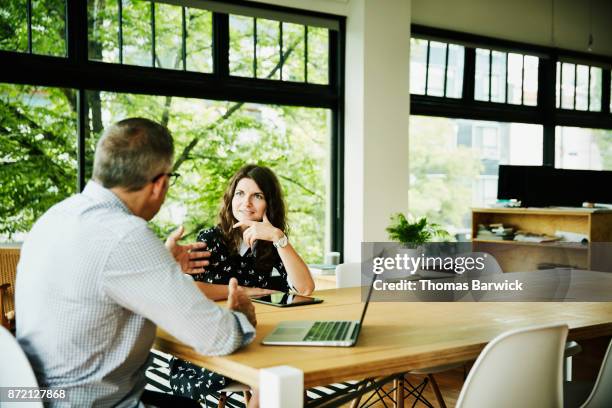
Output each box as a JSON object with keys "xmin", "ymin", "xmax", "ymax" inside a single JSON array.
[{"xmin": 218, "ymin": 164, "xmax": 287, "ymax": 266}]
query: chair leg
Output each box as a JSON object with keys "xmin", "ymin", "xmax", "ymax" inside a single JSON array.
[
  {"xmin": 410, "ymin": 377, "xmax": 429, "ymax": 408},
  {"xmin": 394, "ymin": 376, "xmax": 404, "ymax": 408},
  {"xmin": 349, "ymin": 378, "xmax": 370, "ymax": 408},
  {"xmin": 564, "ymin": 356, "xmax": 573, "ymax": 381},
  {"xmin": 0, "ymin": 285, "xmax": 9, "ymax": 330},
  {"xmin": 427, "ymin": 374, "xmax": 446, "ymax": 408},
  {"xmin": 405, "ymin": 378, "xmax": 434, "ymax": 408},
  {"xmin": 217, "ymin": 392, "xmax": 227, "ymax": 408}
]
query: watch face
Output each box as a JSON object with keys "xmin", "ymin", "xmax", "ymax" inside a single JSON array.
[{"xmin": 275, "ymin": 235, "xmax": 288, "ymax": 248}]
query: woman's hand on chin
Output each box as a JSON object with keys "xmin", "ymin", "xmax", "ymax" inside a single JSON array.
[{"xmin": 233, "ymin": 214, "xmax": 283, "ymax": 247}]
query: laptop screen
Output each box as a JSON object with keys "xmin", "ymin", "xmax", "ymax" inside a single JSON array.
[{"xmin": 353, "ymin": 272, "xmax": 377, "ymax": 340}]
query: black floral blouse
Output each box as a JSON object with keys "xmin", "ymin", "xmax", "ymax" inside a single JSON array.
[
  {"xmin": 190, "ymin": 226, "xmax": 291, "ymax": 292},
  {"xmin": 169, "ymin": 225, "xmax": 291, "ymax": 400}
]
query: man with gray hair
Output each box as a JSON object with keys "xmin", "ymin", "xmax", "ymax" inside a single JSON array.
[{"xmin": 16, "ymin": 118, "xmax": 257, "ymax": 407}]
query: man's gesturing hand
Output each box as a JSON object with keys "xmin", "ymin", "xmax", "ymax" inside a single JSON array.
[
  {"xmin": 165, "ymin": 225, "xmax": 211, "ymax": 274},
  {"xmin": 227, "ymin": 278, "xmax": 257, "ymax": 327}
]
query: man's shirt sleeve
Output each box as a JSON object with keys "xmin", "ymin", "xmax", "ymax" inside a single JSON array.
[{"xmin": 101, "ymin": 224, "xmax": 255, "ymax": 355}]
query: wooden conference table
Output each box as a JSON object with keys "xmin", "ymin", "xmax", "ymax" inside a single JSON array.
[{"xmin": 154, "ymin": 270, "xmax": 612, "ymax": 407}]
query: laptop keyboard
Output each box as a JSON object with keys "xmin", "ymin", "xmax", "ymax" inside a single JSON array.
[{"xmin": 303, "ymin": 321, "xmax": 352, "ymax": 341}]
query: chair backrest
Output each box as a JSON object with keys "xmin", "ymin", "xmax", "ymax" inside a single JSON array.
[
  {"xmin": 0, "ymin": 325, "xmax": 43, "ymax": 407},
  {"xmin": 581, "ymin": 339, "xmax": 612, "ymax": 408},
  {"xmin": 456, "ymin": 324, "xmax": 568, "ymax": 408},
  {"xmin": 0, "ymin": 247, "xmax": 20, "ymax": 327},
  {"xmin": 335, "ymin": 262, "xmax": 364, "ymax": 288}
]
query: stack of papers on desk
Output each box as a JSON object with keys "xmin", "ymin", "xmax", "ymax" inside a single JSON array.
[
  {"xmin": 476, "ymin": 224, "xmax": 515, "ymax": 240},
  {"xmin": 514, "ymin": 231, "xmax": 561, "ymax": 243}
]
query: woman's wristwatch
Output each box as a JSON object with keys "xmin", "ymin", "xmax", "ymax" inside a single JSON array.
[{"xmin": 273, "ymin": 233, "xmax": 288, "ymax": 249}]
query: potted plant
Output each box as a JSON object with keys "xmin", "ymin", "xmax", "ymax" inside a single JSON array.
[
  {"xmin": 386, "ymin": 213, "xmax": 449, "ymax": 247},
  {"xmin": 383, "ymin": 213, "xmax": 449, "ymax": 277}
]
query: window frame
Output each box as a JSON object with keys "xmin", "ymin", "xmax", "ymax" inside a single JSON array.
[
  {"xmin": 411, "ymin": 24, "xmax": 612, "ymax": 167},
  {"xmin": 0, "ymin": 0, "xmax": 345, "ymax": 255}
]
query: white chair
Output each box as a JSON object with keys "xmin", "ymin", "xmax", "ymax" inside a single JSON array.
[
  {"xmin": 564, "ymin": 339, "xmax": 612, "ymax": 408},
  {"xmin": 0, "ymin": 325, "xmax": 43, "ymax": 407},
  {"xmin": 335, "ymin": 262, "xmax": 365, "ymax": 289},
  {"xmin": 462, "ymin": 252, "xmax": 581, "ymax": 382},
  {"xmin": 456, "ymin": 324, "xmax": 568, "ymax": 408},
  {"xmin": 580, "ymin": 338, "xmax": 612, "ymax": 407}
]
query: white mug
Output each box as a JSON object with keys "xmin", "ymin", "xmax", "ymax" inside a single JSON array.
[{"xmin": 325, "ymin": 251, "xmax": 341, "ymax": 265}]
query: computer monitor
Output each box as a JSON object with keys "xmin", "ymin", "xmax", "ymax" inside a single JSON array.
[{"xmin": 497, "ymin": 165, "xmax": 612, "ymax": 207}]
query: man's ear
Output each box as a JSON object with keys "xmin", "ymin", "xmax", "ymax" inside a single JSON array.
[{"xmin": 150, "ymin": 176, "xmax": 167, "ymax": 200}]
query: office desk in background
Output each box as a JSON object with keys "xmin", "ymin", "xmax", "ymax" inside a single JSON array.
[{"xmin": 155, "ymin": 271, "xmax": 612, "ymax": 408}]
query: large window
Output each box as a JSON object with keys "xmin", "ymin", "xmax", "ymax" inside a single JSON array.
[
  {"xmin": 0, "ymin": 0, "xmax": 67, "ymax": 56},
  {"xmin": 475, "ymin": 49, "xmax": 539, "ymax": 106},
  {"xmin": 229, "ymin": 15, "xmax": 328, "ymax": 84},
  {"xmin": 410, "ymin": 26, "xmax": 611, "ymax": 236},
  {"xmin": 0, "ymin": 1, "xmax": 344, "ymax": 262},
  {"xmin": 410, "ymin": 38, "xmax": 464, "ymax": 98},
  {"xmin": 409, "ymin": 115, "xmax": 542, "ymax": 234},
  {"xmin": 0, "ymin": 84, "xmax": 77, "ymax": 240},
  {"xmin": 555, "ymin": 127, "xmax": 612, "ymax": 170},
  {"xmin": 88, "ymin": 1, "xmax": 213, "ymax": 71},
  {"xmin": 556, "ymin": 62, "xmax": 602, "ymax": 111}
]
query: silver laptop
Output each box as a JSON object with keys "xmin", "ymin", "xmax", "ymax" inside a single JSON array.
[{"xmin": 262, "ymin": 274, "xmax": 376, "ymax": 347}]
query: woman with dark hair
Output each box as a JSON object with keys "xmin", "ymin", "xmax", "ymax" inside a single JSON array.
[{"xmin": 169, "ymin": 164, "xmax": 314, "ymax": 402}]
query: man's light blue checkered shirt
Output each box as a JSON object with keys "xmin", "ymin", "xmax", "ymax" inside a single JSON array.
[{"xmin": 16, "ymin": 181, "xmax": 255, "ymax": 407}]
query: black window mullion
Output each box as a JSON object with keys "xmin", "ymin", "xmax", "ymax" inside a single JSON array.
[
  {"xmin": 573, "ymin": 63, "xmax": 577, "ymax": 109},
  {"xmin": 26, "ymin": 0, "xmax": 32, "ymax": 53},
  {"xmin": 66, "ymin": 0, "xmax": 88, "ymax": 190},
  {"xmin": 331, "ymin": 106, "xmax": 343, "ymax": 257},
  {"xmin": 602, "ymin": 69, "xmax": 611, "ymax": 114},
  {"xmin": 424, "ymin": 40, "xmax": 430, "ymax": 95},
  {"xmin": 212, "ymin": 12, "xmax": 229, "ymax": 78},
  {"xmin": 304, "ymin": 25, "xmax": 308, "ymax": 83},
  {"xmin": 253, "ymin": 18, "xmax": 257, "ymax": 77},
  {"xmin": 538, "ymin": 54, "xmax": 556, "ymax": 166},
  {"xmin": 66, "ymin": 0, "xmax": 87, "ymax": 62},
  {"xmin": 329, "ymin": 28, "xmax": 338, "ymax": 89},
  {"xmin": 279, "ymin": 22, "xmax": 283, "ymax": 81},
  {"xmin": 77, "ymin": 88, "xmax": 87, "ymax": 192},
  {"xmin": 151, "ymin": 1, "xmax": 155, "ymax": 67},
  {"xmin": 505, "ymin": 52, "xmax": 508, "ymax": 103},
  {"xmin": 443, "ymin": 43, "xmax": 449, "ymax": 97},
  {"xmin": 559, "ymin": 62, "xmax": 563, "ymax": 108},
  {"xmin": 63, "ymin": 0, "xmax": 69, "ymax": 57},
  {"xmin": 463, "ymin": 47, "xmax": 476, "ymax": 101},
  {"xmin": 330, "ymin": 17, "xmax": 345, "ymax": 257},
  {"xmin": 488, "ymin": 49, "xmax": 492, "ymax": 101},
  {"xmin": 118, "ymin": 0, "xmax": 123, "ymax": 64},
  {"xmin": 521, "ymin": 55, "xmax": 525, "ymax": 105},
  {"xmin": 587, "ymin": 64, "xmax": 591, "ymax": 110},
  {"xmin": 543, "ymin": 125, "xmax": 555, "ymax": 166},
  {"xmin": 181, "ymin": 7, "xmax": 187, "ymax": 71}
]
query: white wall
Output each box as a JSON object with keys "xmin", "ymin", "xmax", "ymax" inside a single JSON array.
[
  {"xmin": 248, "ymin": 0, "xmax": 349, "ymax": 15},
  {"xmin": 355, "ymin": 0, "xmax": 411, "ymax": 256},
  {"xmin": 412, "ymin": 0, "xmax": 612, "ymax": 57}
]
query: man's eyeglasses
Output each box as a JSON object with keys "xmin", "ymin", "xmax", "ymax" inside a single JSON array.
[{"xmin": 152, "ymin": 172, "xmax": 181, "ymax": 186}]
